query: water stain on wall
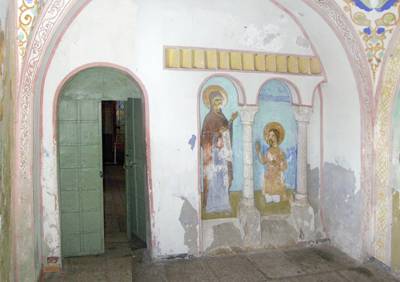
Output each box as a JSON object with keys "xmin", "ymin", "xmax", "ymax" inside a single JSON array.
[
  {"xmin": 206, "ymin": 222, "xmax": 243, "ymax": 253},
  {"xmin": 323, "ymin": 162, "xmax": 362, "ymax": 259},
  {"xmin": 178, "ymin": 197, "xmax": 198, "ymax": 255}
]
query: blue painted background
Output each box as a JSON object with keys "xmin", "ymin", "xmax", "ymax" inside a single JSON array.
[
  {"xmin": 200, "ymin": 77, "xmax": 244, "ymax": 192},
  {"xmin": 253, "ymin": 79, "xmax": 297, "ymax": 191}
]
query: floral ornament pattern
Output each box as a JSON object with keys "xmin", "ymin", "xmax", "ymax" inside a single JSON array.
[
  {"xmin": 343, "ymin": 0, "xmax": 400, "ymax": 79},
  {"xmin": 17, "ymin": 0, "xmax": 40, "ymax": 58}
]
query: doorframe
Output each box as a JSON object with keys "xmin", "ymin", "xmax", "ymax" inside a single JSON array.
[{"xmin": 52, "ymin": 63, "xmax": 154, "ymax": 259}]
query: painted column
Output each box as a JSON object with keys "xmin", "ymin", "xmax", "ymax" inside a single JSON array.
[
  {"xmin": 293, "ymin": 105, "xmax": 312, "ymax": 204},
  {"xmin": 239, "ymin": 106, "xmax": 258, "ymax": 203},
  {"xmin": 238, "ymin": 105, "xmax": 261, "ymax": 247}
]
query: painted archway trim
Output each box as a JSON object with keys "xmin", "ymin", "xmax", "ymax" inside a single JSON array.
[
  {"xmin": 301, "ymin": 0, "xmax": 374, "ymax": 258},
  {"xmin": 15, "ymin": 0, "xmax": 84, "ymax": 279},
  {"xmin": 373, "ymin": 28, "xmax": 400, "ymax": 265}
]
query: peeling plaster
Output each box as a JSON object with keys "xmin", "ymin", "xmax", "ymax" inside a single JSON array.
[
  {"xmin": 307, "ymin": 166, "xmax": 320, "ymax": 210},
  {"xmin": 206, "ymin": 222, "xmax": 243, "ymax": 252},
  {"xmin": 261, "ymin": 219, "xmax": 297, "ymax": 248},
  {"xmin": 296, "ymin": 35, "xmax": 310, "ymax": 49},
  {"xmin": 178, "ymin": 197, "xmax": 198, "ymax": 255},
  {"xmin": 323, "ymin": 162, "xmax": 362, "ymax": 259},
  {"xmin": 240, "ymin": 24, "xmax": 282, "ymax": 51}
]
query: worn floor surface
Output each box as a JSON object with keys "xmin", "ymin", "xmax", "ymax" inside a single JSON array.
[
  {"xmin": 133, "ymin": 245, "xmax": 400, "ymax": 282},
  {"xmin": 43, "ymin": 244, "xmax": 400, "ymax": 282}
]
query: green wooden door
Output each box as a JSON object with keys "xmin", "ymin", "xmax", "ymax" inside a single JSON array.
[
  {"xmin": 125, "ymin": 98, "xmax": 147, "ymax": 242},
  {"xmin": 59, "ymin": 98, "xmax": 104, "ymax": 257}
]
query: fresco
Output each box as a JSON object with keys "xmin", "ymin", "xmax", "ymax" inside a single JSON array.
[
  {"xmin": 255, "ymin": 122, "xmax": 289, "ymax": 203},
  {"xmin": 391, "ymin": 89, "xmax": 400, "ymax": 192},
  {"xmin": 343, "ymin": 0, "xmax": 400, "ymax": 78},
  {"xmin": 253, "ymin": 79, "xmax": 297, "ymax": 214},
  {"xmin": 200, "ymin": 77, "xmax": 243, "ymax": 219},
  {"xmin": 17, "ymin": 0, "xmax": 40, "ymax": 58}
]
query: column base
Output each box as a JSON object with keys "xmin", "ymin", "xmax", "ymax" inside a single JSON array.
[
  {"xmin": 288, "ymin": 201, "xmax": 316, "ymax": 242},
  {"xmin": 295, "ymin": 193, "xmax": 309, "ymax": 206},
  {"xmin": 238, "ymin": 198, "xmax": 261, "ymax": 247}
]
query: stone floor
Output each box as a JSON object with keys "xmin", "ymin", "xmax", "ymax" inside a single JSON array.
[
  {"xmin": 43, "ymin": 243, "xmax": 400, "ymax": 281},
  {"xmin": 133, "ymin": 245, "xmax": 400, "ymax": 282},
  {"xmin": 103, "ymin": 165, "xmax": 127, "ymax": 234}
]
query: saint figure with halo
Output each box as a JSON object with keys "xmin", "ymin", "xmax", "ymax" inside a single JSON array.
[
  {"xmin": 255, "ymin": 122, "xmax": 288, "ymax": 203},
  {"xmin": 200, "ymin": 85, "xmax": 238, "ymax": 213}
]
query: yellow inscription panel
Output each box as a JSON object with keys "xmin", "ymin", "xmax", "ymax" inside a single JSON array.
[
  {"xmin": 230, "ymin": 52, "xmax": 242, "ymax": 70},
  {"xmin": 166, "ymin": 48, "xmax": 180, "ymax": 68},
  {"xmin": 288, "ymin": 56, "xmax": 299, "ymax": 74},
  {"xmin": 181, "ymin": 49, "xmax": 193, "ymax": 68},
  {"xmin": 243, "ymin": 53, "xmax": 255, "ymax": 71},
  {"xmin": 266, "ymin": 55, "xmax": 277, "ymax": 72},
  {"xmin": 219, "ymin": 51, "xmax": 230, "ymax": 69},
  {"xmin": 193, "ymin": 49, "xmax": 206, "ymax": 69},
  {"xmin": 164, "ymin": 47, "xmax": 322, "ymax": 76},
  {"xmin": 299, "ymin": 57, "xmax": 311, "ymax": 74},
  {"xmin": 206, "ymin": 50, "xmax": 218, "ymax": 69},
  {"xmin": 311, "ymin": 57, "xmax": 322, "ymax": 74},
  {"xmin": 277, "ymin": 55, "xmax": 288, "ymax": 73},
  {"xmin": 255, "ymin": 54, "xmax": 266, "ymax": 72}
]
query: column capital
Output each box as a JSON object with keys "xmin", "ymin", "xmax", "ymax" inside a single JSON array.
[
  {"xmin": 293, "ymin": 105, "xmax": 312, "ymax": 123},
  {"xmin": 239, "ymin": 106, "xmax": 259, "ymax": 124}
]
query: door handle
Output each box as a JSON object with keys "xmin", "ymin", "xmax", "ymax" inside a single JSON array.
[
  {"xmin": 99, "ymin": 171, "xmax": 103, "ymax": 178},
  {"xmin": 124, "ymin": 160, "xmax": 136, "ymax": 168}
]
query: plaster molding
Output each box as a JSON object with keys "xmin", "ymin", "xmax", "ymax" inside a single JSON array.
[
  {"xmin": 373, "ymin": 29, "xmax": 400, "ymax": 265},
  {"xmin": 302, "ymin": 0, "xmax": 374, "ymax": 258},
  {"xmin": 293, "ymin": 104, "xmax": 312, "ymax": 123},
  {"xmin": 239, "ymin": 105, "xmax": 258, "ymax": 124},
  {"xmin": 14, "ymin": 0, "xmax": 77, "ymax": 278}
]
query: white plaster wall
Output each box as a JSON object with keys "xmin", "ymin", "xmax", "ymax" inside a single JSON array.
[
  {"xmin": 42, "ymin": 0, "xmax": 324, "ymax": 260},
  {"xmin": 280, "ymin": 1, "xmax": 362, "ymax": 258}
]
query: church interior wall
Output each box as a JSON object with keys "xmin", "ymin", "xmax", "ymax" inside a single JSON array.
[
  {"xmin": 278, "ymin": 1, "xmax": 363, "ymax": 260},
  {"xmin": 0, "ymin": 0, "xmax": 385, "ymax": 278}
]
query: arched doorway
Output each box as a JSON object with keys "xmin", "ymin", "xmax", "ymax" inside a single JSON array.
[{"xmin": 57, "ymin": 66, "xmax": 148, "ymax": 257}]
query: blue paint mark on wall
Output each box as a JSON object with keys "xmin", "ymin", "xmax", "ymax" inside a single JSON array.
[
  {"xmin": 188, "ymin": 135, "xmax": 196, "ymax": 150},
  {"xmin": 353, "ymin": 0, "xmax": 396, "ymax": 12},
  {"xmin": 253, "ymin": 79, "xmax": 297, "ymax": 190},
  {"xmin": 200, "ymin": 77, "xmax": 244, "ymax": 192}
]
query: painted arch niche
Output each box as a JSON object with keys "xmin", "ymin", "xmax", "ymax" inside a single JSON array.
[
  {"xmin": 199, "ymin": 76, "xmax": 244, "ymax": 220},
  {"xmin": 253, "ymin": 79, "xmax": 297, "ymax": 215}
]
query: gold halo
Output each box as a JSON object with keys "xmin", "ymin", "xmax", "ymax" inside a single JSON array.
[
  {"xmin": 202, "ymin": 85, "xmax": 228, "ymax": 108},
  {"xmin": 264, "ymin": 122, "xmax": 285, "ymax": 145}
]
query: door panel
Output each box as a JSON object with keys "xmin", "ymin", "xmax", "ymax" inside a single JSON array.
[
  {"xmin": 125, "ymin": 98, "xmax": 147, "ymax": 242},
  {"xmin": 125, "ymin": 99, "xmax": 135, "ymax": 239},
  {"xmin": 133, "ymin": 99, "xmax": 147, "ymax": 241},
  {"xmin": 59, "ymin": 98, "xmax": 104, "ymax": 257}
]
